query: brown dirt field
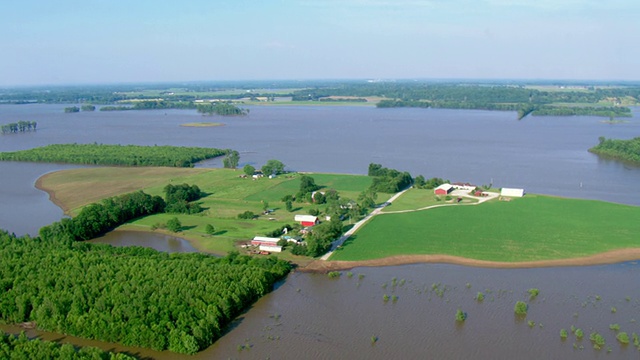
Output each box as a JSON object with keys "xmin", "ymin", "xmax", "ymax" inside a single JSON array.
[{"xmin": 298, "ymin": 249, "xmax": 640, "ymax": 273}]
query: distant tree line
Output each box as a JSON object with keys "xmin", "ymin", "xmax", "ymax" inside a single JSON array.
[
  {"xmin": 0, "ymin": 331, "xmax": 136, "ymax": 359},
  {"xmin": 64, "ymin": 106, "xmax": 80, "ymax": 113},
  {"xmin": 531, "ymin": 106, "xmax": 631, "ymax": 118},
  {"xmin": 100, "ymin": 100, "xmax": 196, "ymax": 111},
  {"xmin": 589, "ymin": 136, "xmax": 640, "ymax": 164},
  {"xmin": 0, "ymin": 144, "xmax": 227, "ymax": 167},
  {"xmin": 81, "ymin": 104, "xmax": 96, "ymax": 111},
  {"xmin": 1, "ymin": 121, "xmax": 37, "ymax": 134},
  {"xmin": 196, "ymin": 102, "xmax": 248, "ymax": 116},
  {"xmin": 367, "ymin": 163, "xmax": 413, "ymax": 193},
  {"xmin": 0, "ymin": 230, "xmax": 291, "ymax": 354}
]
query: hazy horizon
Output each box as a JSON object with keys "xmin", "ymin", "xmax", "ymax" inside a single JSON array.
[{"xmin": 2, "ymin": 0, "xmax": 639, "ymax": 87}]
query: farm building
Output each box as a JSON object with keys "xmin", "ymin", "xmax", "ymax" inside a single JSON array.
[
  {"xmin": 251, "ymin": 236, "xmax": 281, "ymax": 246},
  {"xmin": 294, "ymin": 214, "xmax": 319, "ymax": 227},
  {"xmin": 434, "ymin": 183, "xmax": 454, "ymax": 195},
  {"xmin": 501, "ymin": 188, "xmax": 525, "ymax": 197},
  {"xmin": 259, "ymin": 244, "xmax": 282, "ymax": 253},
  {"xmin": 452, "ymin": 182, "xmax": 476, "ymax": 191}
]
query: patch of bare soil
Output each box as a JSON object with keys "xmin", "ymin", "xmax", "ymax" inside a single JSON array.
[{"xmin": 298, "ymin": 249, "xmax": 640, "ymax": 273}]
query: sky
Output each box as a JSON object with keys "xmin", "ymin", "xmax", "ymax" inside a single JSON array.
[{"xmin": 1, "ymin": 0, "xmax": 639, "ymax": 86}]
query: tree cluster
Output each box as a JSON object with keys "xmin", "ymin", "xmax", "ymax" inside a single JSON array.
[
  {"xmin": 0, "ymin": 331, "xmax": 135, "ymax": 360},
  {"xmin": 164, "ymin": 183, "xmax": 203, "ymax": 214},
  {"xmin": 0, "ymin": 231, "xmax": 291, "ymax": 354},
  {"xmin": 296, "ymin": 175, "xmax": 320, "ymax": 200},
  {"xmin": 367, "ymin": 163, "xmax": 413, "ymax": 193},
  {"xmin": 223, "ymin": 150, "xmax": 240, "ymax": 169},
  {"xmin": 261, "ymin": 159, "xmax": 285, "ymax": 175},
  {"xmin": 413, "ymin": 176, "xmax": 448, "ymax": 189},
  {"xmin": 39, "ymin": 190, "xmax": 165, "ymax": 241},
  {"xmin": 0, "ymin": 144, "xmax": 227, "ymax": 167},
  {"xmin": 589, "ymin": 136, "xmax": 640, "ymax": 164},
  {"xmin": 196, "ymin": 102, "xmax": 248, "ymax": 116},
  {"xmin": 81, "ymin": 104, "xmax": 96, "ymax": 111},
  {"xmin": 0, "ymin": 121, "xmax": 37, "ymax": 134},
  {"xmin": 64, "ymin": 106, "xmax": 80, "ymax": 113},
  {"xmin": 304, "ymin": 218, "xmax": 343, "ymax": 257}
]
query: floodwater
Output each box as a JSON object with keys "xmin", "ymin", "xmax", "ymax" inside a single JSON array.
[
  {"xmin": 1, "ymin": 103, "xmax": 640, "ymax": 358},
  {"xmin": 89, "ymin": 230, "xmax": 199, "ymax": 253},
  {"xmin": 4, "ymin": 262, "xmax": 640, "ymax": 359}
]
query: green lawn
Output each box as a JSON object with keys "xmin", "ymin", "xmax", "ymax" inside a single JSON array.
[
  {"xmin": 331, "ymin": 195, "xmax": 640, "ymax": 262},
  {"xmin": 381, "ymin": 188, "xmax": 479, "ymax": 212},
  {"xmin": 40, "ymin": 168, "xmax": 374, "ymax": 254}
]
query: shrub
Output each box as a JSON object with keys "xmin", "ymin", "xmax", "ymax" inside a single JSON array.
[
  {"xmin": 237, "ymin": 211, "xmax": 256, "ymax": 219},
  {"xmin": 527, "ymin": 288, "xmax": 540, "ymax": 299},
  {"xmin": 166, "ymin": 217, "xmax": 182, "ymax": 232},
  {"xmin": 327, "ymin": 271, "xmax": 341, "ymax": 279},
  {"xmin": 610, "ymin": 324, "xmax": 620, "ymax": 331},
  {"xmin": 204, "ymin": 224, "xmax": 215, "ymax": 235},
  {"xmin": 455, "ymin": 309, "xmax": 467, "ymax": 322},
  {"xmin": 476, "ymin": 292, "xmax": 485, "ymax": 301},
  {"xmin": 575, "ymin": 329, "xmax": 584, "ymax": 339},
  {"xmin": 560, "ymin": 329, "xmax": 568, "ymax": 339},
  {"xmin": 590, "ymin": 332, "xmax": 605, "ymax": 347},
  {"xmin": 514, "ymin": 301, "xmax": 528, "ymax": 315},
  {"xmin": 617, "ymin": 332, "xmax": 629, "ymax": 344}
]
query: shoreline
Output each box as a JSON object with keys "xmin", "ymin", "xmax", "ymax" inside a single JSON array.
[
  {"xmin": 299, "ymin": 248, "xmax": 640, "ymax": 272},
  {"xmin": 35, "ymin": 172, "xmax": 71, "ymax": 215}
]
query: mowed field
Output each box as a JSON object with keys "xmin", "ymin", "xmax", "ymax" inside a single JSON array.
[
  {"xmin": 330, "ymin": 195, "xmax": 640, "ymax": 262},
  {"xmin": 38, "ymin": 167, "xmax": 373, "ymax": 255}
]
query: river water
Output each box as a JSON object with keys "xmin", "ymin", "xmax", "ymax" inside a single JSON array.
[{"xmin": 1, "ymin": 103, "xmax": 640, "ymax": 358}]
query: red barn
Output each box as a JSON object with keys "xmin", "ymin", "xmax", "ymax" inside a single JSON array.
[
  {"xmin": 434, "ymin": 183, "xmax": 453, "ymax": 195},
  {"xmin": 294, "ymin": 215, "xmax": 319, "ymax": 227}
]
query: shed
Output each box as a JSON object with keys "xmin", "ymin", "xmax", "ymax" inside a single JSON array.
[
  {"xmin": 434, "ymin": 183, "xmax": 453, "ymax": 195},
  {"xmin": 259, "ymin": 244, "xmax": 282, "ymax": 253},
  {"xmin": 501, "ymin": 188, "xmax": 525, "ymax": 197},
  {"xmin": 294, "ymin": 214, "xmax": 319, "ymax": 227},
  {"xmin": 251, "ymin": 236, "xmax": 281, "ymax": 246}
]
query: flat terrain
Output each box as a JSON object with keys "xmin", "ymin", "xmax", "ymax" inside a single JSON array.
[
  {"xmin": 330, "ymin": 195, "xmax": 640, "ymax": 262},
  {"xmin": 37, "ymin": 167, "xmax": 373, "ymax": 255}
]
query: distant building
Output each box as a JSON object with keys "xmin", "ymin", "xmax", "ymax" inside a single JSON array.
[
  {"xmin": 500, "ymin": 188, "xmax": 525, "ymax": 197},
  {"xmin": 451, "ymin": 182, "xmax": 476, "ymax": 191},
  {"xmin": 294, "ymin": 214, "xmax": 319, "ymax": 227},
  {"xmin": 434, "ymin": 183, "xmax": 454, "ymax": 195}
]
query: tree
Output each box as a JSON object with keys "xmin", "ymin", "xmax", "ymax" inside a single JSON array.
[
  {"xmin": 223, "ymin": 150, "xmax": 240, "ymax": 169},
  {"xmin": 285, "ymin": 200, "xmax": 293, "ymax": 212},
  {"xmin": 237, "ymin": 211, "xmax": 255, "ymax": 220},
  {"xmin": 313, "ymin": 192, "xmax": 326, "ymax": 204},
  {"xmin": 167, "ymin": 217, "xmax": 182, "ymax": 232},
  {"xmin": 243, "ymin": 164, "xmax": 255, "ymax": 176},
  {"xmin": 262, "ymin": 200, "xmax": 269, "ymax": 212},
  {"xmin": 205, "ymin": 224, "xmax": 215, "ymax": 235},
  {"xmin": 414, "ymin": 175, "xmax": 426, "ymax": 188},
  {"xmin": 261, "ymin": 159, "xmax": 285, "ymax": 175}
]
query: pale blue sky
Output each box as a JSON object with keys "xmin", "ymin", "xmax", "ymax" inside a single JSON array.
[{"xmin": 1, "ymin": 0, "xmax": 638, "ymax": 86}]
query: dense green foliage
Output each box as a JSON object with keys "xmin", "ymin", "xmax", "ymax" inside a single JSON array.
[
  {"xmin": 81, "ymin": 104, "xmax": 96, "ymax": 111},
  {"xmin": 196, "ymin": 102, "xmax": 248, "ymax": 116},
  {"xmin": 305, "ymin": 218, "xmax": 343, "ymax": 257},
  {"xmin": 367, "ymin": 163, "xmax": 412, "ymax": 193},
  {"xmin": 0, "ymin": 144, "xmax": 227, "ymax": 167},
  {"xmin": 222, "ymin": 150, "xmax": 240, "ymax": 169},
  {"xmin": 1, "ymin": 121, "xmax": 37, "ymax": 134},
  {"xmin": 164, "ymin": 183, "xmax": 202, "ymax": 214},
  {"xmin": 0, "ymin": 331, "xmax": 136, "ymax": 359},
  {"xmin": 589, "ymin": 137, "xmax": 640, "ymax": 163},
  {"xmin": 39, "ymin": 191, "xmax": 165, "ymax": 241},
  {"xmin": 0, "ymin": 231, "xmax": 291, "ymax": 354},
  {"xmin": 261, "ymin": 159, "xmax": 286, "ymax": 175},
  {"xmin": 297, "ymin": 175, "xmax": 320, "ymax": 200},
  {"xmin": 64, "ymin": 106, "xmax": 80, "ymax": 113},
  {"xmin": 514, "ymin": 301, "xmax": 528, "ymax": 315}
]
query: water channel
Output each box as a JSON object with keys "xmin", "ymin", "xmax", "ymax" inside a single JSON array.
[{"xmin": 1, "ymin": 103, "xmax": 639, "ymax": 358}]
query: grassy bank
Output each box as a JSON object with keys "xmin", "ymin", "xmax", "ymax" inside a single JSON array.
[
  {"xmin": 38, "ymin": 167, "xmax": 373, "ymax": 255},
  {"xmin": 331, "ymin": 195, "xmax": 640, "ymax": 262}
]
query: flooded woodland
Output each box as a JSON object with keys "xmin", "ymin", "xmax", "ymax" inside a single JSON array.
[{"xmin": 1, "ymin": 104, "xmax": 640, "ymax": 358}]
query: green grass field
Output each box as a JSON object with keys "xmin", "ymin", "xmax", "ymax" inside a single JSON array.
[
  {"xmin": 381, "ymin": 188, "xmax": 479, "ymax": 212},
  {"xmin": 331, "ymin": 195, "xmax": 640, "ymax": 262},
  {"xmin": 40, "ymin": 168, "xmax": 373, "ymax": 255}
]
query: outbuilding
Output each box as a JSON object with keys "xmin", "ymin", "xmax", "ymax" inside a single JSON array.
[
  {"xmin": 251, "ymin": 236, "xmax": 281, "ymax": 246},
  {"xmin": 434, "ymin": 183, "xmax": 454, "ymax": 195},
  {"xmin": 294, "ymin": 214, "xmax": 319, "ymax": 227},
  {"xmin": 501, "ymin": 188, "xmax": 525, "ymax": 197},
  {"xmin": 259, "ymin": 244, "xmax": 282, "ymax": 253}
]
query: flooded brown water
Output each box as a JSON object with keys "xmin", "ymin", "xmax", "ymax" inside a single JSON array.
[
  {"xmin": 2, "ymin": 104, "xmax": 640, "ymax": 358},
  {"xmin": 4, "ymin": 262, "xmax": 640, "ymax": 359}
]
